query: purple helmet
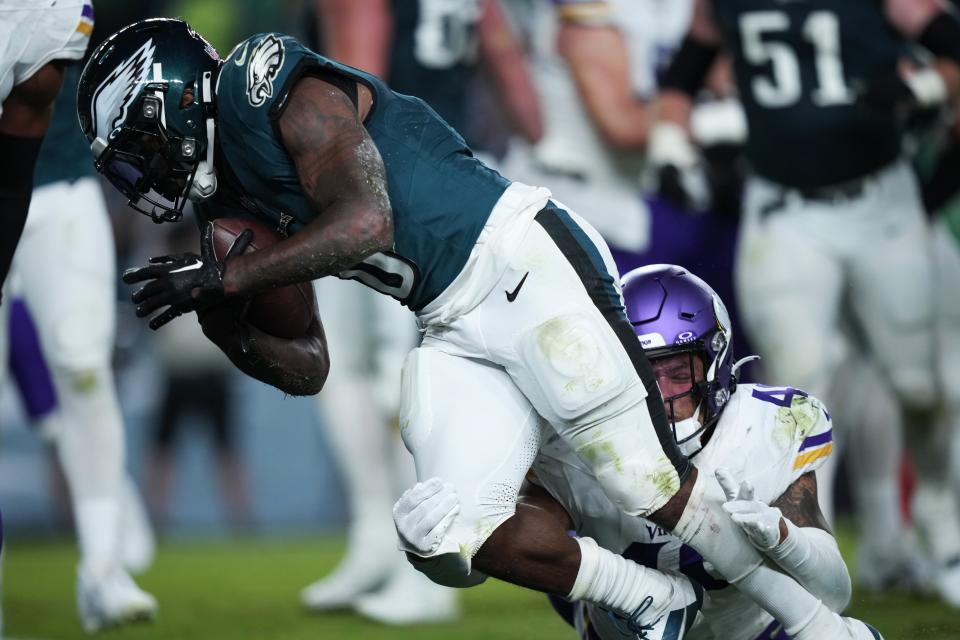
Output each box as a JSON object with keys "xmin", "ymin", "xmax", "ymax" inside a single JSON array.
[{"xmin": 621, "ymin": 264, "xmax": 736, "ymax": 455}]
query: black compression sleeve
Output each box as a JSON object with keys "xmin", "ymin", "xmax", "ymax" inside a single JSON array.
[
  {"xmin": 660, "ymin": 36, "xmax": 721, "ymax": 97},
  {"xmin": 0, "ymin": 133, "xmax": 43, "ymax": 300},
  {"xmin": 918, "ymin": 11, "xmax": 960, "ymax": 66}
]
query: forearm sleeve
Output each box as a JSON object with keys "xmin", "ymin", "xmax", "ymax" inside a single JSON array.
[
  {"xmin": 768, "ymin": 520, "xmax": 852, "ymax": 613},
  {"xmin": 0, "ymin": 133, "xmax": 43, "ymax": 297},
  {"xmin": 660, "ymin": 36, "xmax": 720, "ymax": 97}
]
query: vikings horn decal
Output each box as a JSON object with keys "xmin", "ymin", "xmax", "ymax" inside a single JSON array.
[
  {"xmin": 246, "ymin": 34, "xmax": 285, "ymax": 107},
  {"xmin": 90, "ymin": 38, "xmax": 157, "ymax": 146}
]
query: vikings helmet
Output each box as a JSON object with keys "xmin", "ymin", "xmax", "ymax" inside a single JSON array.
[
  {"xmin": 622, "ymin": 264, "xmax": 738, "ymax": 457},
  {"xmin": 77, "ymin": 19, "xmax": 221, "ymax": 222}
]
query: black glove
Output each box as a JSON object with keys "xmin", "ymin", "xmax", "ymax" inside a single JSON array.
[
  {"xmin": 857, "ymin": 72, "xmax": 917, "ymax": 117},
  {"xmin": 122, "ymin": 222, "xmax": 252, "ymax": 330}
]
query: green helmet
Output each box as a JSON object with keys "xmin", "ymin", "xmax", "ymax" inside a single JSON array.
[{"xmin": 77, "ymin": 18, "xmax": 221, "ymax": 222}]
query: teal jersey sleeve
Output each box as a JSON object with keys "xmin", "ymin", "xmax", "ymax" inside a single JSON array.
[{"xmin": 209, "ymin": 33, "xmax": 510, "ymax": 310}]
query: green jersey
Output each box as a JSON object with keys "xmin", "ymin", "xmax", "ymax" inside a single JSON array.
[
  {"xmin": 200, "ymin": 33, "xmax": 510, "ymax": 310},
  {"xmin": 713, "ymin": 0, "xmax": 906, "ymax": 188},
  {"xmin": 388, "ymin": 0, "xmax": 481, "ymax": 137}
]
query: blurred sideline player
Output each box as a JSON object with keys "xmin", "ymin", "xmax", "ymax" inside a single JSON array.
[
  {"xmin": 300, "ymin": 0, "xmax": 542, "ymax": 623},
  {"xmin": 1, "ymin": 61, "xmax": 158, "ymax": 630},
  {"xmin": 498, "ymin": 0, "xmax": 749, "ymax": 340},
  {"xmin": 646, "ymin": 0, "xmax": 960, "ymax": 603},
  {"xmin": 4, "ymin": 297, "xmax": 156, "ymax": 576},
  {"xmin": 395, "ymin": 265, "xmax": 882, "ymax": 640}
]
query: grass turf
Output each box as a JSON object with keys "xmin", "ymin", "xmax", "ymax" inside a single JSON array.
[{"xmin": 3, "ymin": 528, "xmax": 959, "ymax": 639}]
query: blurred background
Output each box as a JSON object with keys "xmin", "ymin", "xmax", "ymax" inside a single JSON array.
[{"xmin": 3, "ymin": 0, "xmax": 960, "ymax": 638}]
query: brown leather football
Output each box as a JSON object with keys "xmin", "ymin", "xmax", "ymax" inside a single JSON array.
[{"xmin": 210, "ymin": 217, "xmax": 316, "ymax": 339}]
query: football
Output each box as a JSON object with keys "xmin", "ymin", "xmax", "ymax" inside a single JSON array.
[{"xmin": 210, "ymin": 217, "xmax": 317, "ymax": 339}]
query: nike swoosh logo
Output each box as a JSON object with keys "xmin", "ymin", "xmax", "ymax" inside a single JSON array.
[
  {"xmin": 233, "ymin": 43, "xmax": 249, "ymax": 66},
  {"xmin": 505, "ymin": 272, "xmax": 529, "ymax": 302},
  {"xmin": 169, "ymin": 259, "xmax": 204, "ymax": 274}
]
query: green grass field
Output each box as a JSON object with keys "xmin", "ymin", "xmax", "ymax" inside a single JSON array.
[{"xmin": 4, "ymin": 529, "xmax": 960, "ymax": 640}]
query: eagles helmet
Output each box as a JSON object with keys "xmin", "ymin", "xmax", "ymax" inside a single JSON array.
[
  {"xmin": 77, "ymin": 19, "xmax": 221, "ymax": 222},
  {"xmin": 622, "ymin": 264, "xmax": 749, "ymax": 457}
]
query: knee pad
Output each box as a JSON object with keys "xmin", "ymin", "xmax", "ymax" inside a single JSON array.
[{"xmin": 516, "ymin": 313, "xmax": 630, "ymax": 422}]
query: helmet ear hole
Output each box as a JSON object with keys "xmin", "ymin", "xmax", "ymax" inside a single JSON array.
[{"xmin": 180, "ymin": 82, "xmax": 196, "ymax": 108}]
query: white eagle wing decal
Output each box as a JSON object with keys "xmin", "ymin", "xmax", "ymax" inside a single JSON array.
[
  {"xmin": 91, "ymin": 38, "xmax": 156, "ymax": 146},
  {"xmin": 246, "ymin": 35, "xmax": 285, "ymax": 107}
]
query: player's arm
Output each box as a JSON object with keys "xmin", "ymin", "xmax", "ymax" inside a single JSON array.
[
  {"xmin": 718, "ymin": 468, "xmax": 851, "ymax": 613},
  {"xmin": 478, "ymin": 0, "xmax": 543, "ymax": 143},
  {"xmin": 198, "ymin": 303, "xmax": 330, "ymax": 396},
  {"xmin": 0, "ymin": 60, "xmax": 67, "ymax": 298},
  {"xmin": 655, "ymin": 0, "xmax": 723, "ymax": 129},
  {"xmin": 768, "ymin": 472, "xmax": 851, "ymax": 613},
  {"xmin": 222, "ymin": 76, "xmax": 393, "ymax": 297},
  {"xmin": 861, "ymin": 0, "xmax": 960, "ymax": 113},
  {"xmin": 556, "ymin": 9, "xmax": 650, "ymax": 148},
  {"xmin": 314, "ymin": 0, "xmax": 393, "ymax": 76}
]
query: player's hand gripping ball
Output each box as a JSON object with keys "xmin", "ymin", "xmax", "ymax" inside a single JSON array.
[
  {"xmin": 123, "ymin": 218, "xmax": 316, "ymax": 338},
  {"xmin": 208, "ymin": 217, "xmax": 317, "ymax": 339}
]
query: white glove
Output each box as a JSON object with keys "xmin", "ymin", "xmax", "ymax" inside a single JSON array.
[
  {"xmin": 716, "ymin": 468, "xmax": 784, "ymax": 551},
  {"xmin": 643, "ymin": 122, "xmax": 710, "ymax": 211},
  {"xmin": 393, "ymin": 477, "xmax": 460, "ymax": 557}
]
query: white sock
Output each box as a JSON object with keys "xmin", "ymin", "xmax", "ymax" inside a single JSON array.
[
  {"xmin": 673, "ymin": 473, "xmax": 823, "ymax": 632},
  {"xmin": 568, "ymin": 536, "xmax": 694, "ymax": 624},
  {"xmin": 52, "ymin": 364, "xmax": 124, "ymax": 578},
  {"xmin": 314, "ymin": 373, "xmax": 396, "ymax": 560},
  {"xmin": 75, "ymin": 498, "xmax": 121, "ymax": 579},
  {"xmin": 846, "ymin": 368, "xmax": 903, "ymax": 552}
]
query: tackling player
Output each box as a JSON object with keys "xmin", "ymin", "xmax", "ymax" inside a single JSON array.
[
  {"xmin": 645, "ymin": 0, "xmax": 960, "ymax": 600},
  {"xmin": 395, "ymin": 265, "xmax": 881, "ymax": 640},
  {"xmin": 80, "ymin": 20, "xmax": 869, "ymax": 638}
]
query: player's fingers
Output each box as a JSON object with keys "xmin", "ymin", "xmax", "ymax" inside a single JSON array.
[
  {"xmin": 715, "ymin": 468, "xmax": 740, "ymax": 501},
  {"xmin": 135, "ymin": 289, "xmax": 180, "ymax": 317},
  {"xmin": 149, "ymin": 305, "xmax": 186, "ymax": 330},
  {"xmin": 739, "ymin": 480, "xmax": 755, "ymax": 502},
  {"xmin": 148, "ymin": 254, "xmax": 180, "ymax": 264},
  {"xmin": 421, "ymin": 491, "xmax": 460, "ymax": 530},
  {"xmin": 131, "ymin": 279, "xmax": 169, "ymax": 304},
  {"xmin": 226, "ymin": 228, "xmax": 254, "ymax": 258},
  {"xmin": 122, "ymin": 263, "xmax": 174, "ymax": 284},
  {"xmin": 406, "ymin": 478, "xmax": 446, "ymax": 505}
]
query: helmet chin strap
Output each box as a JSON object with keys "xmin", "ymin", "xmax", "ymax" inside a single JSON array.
[{"xmin": 189, "ymin": 71, "xmax": 218, "ymax": 202}]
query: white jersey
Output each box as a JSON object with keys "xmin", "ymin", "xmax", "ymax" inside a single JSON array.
[
  {"xmin": 533, "ymin": 384, "xmax": 835, "ymax": 640},
  {"xmin": 499, "ymin": 0, "xmax": 692, "ymax": 249},
  {"xmin": 0, "ymin": 0, "xmax": 92, "ymax": 116}
]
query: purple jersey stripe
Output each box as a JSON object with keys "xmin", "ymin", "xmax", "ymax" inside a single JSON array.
[
  {"xmin": 798, "ymin": 428, "xmax": 832, "ymax": 452},
  {"xmin": 81, "ymin": 2, "xmax": 94, "ymax": 19}
]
